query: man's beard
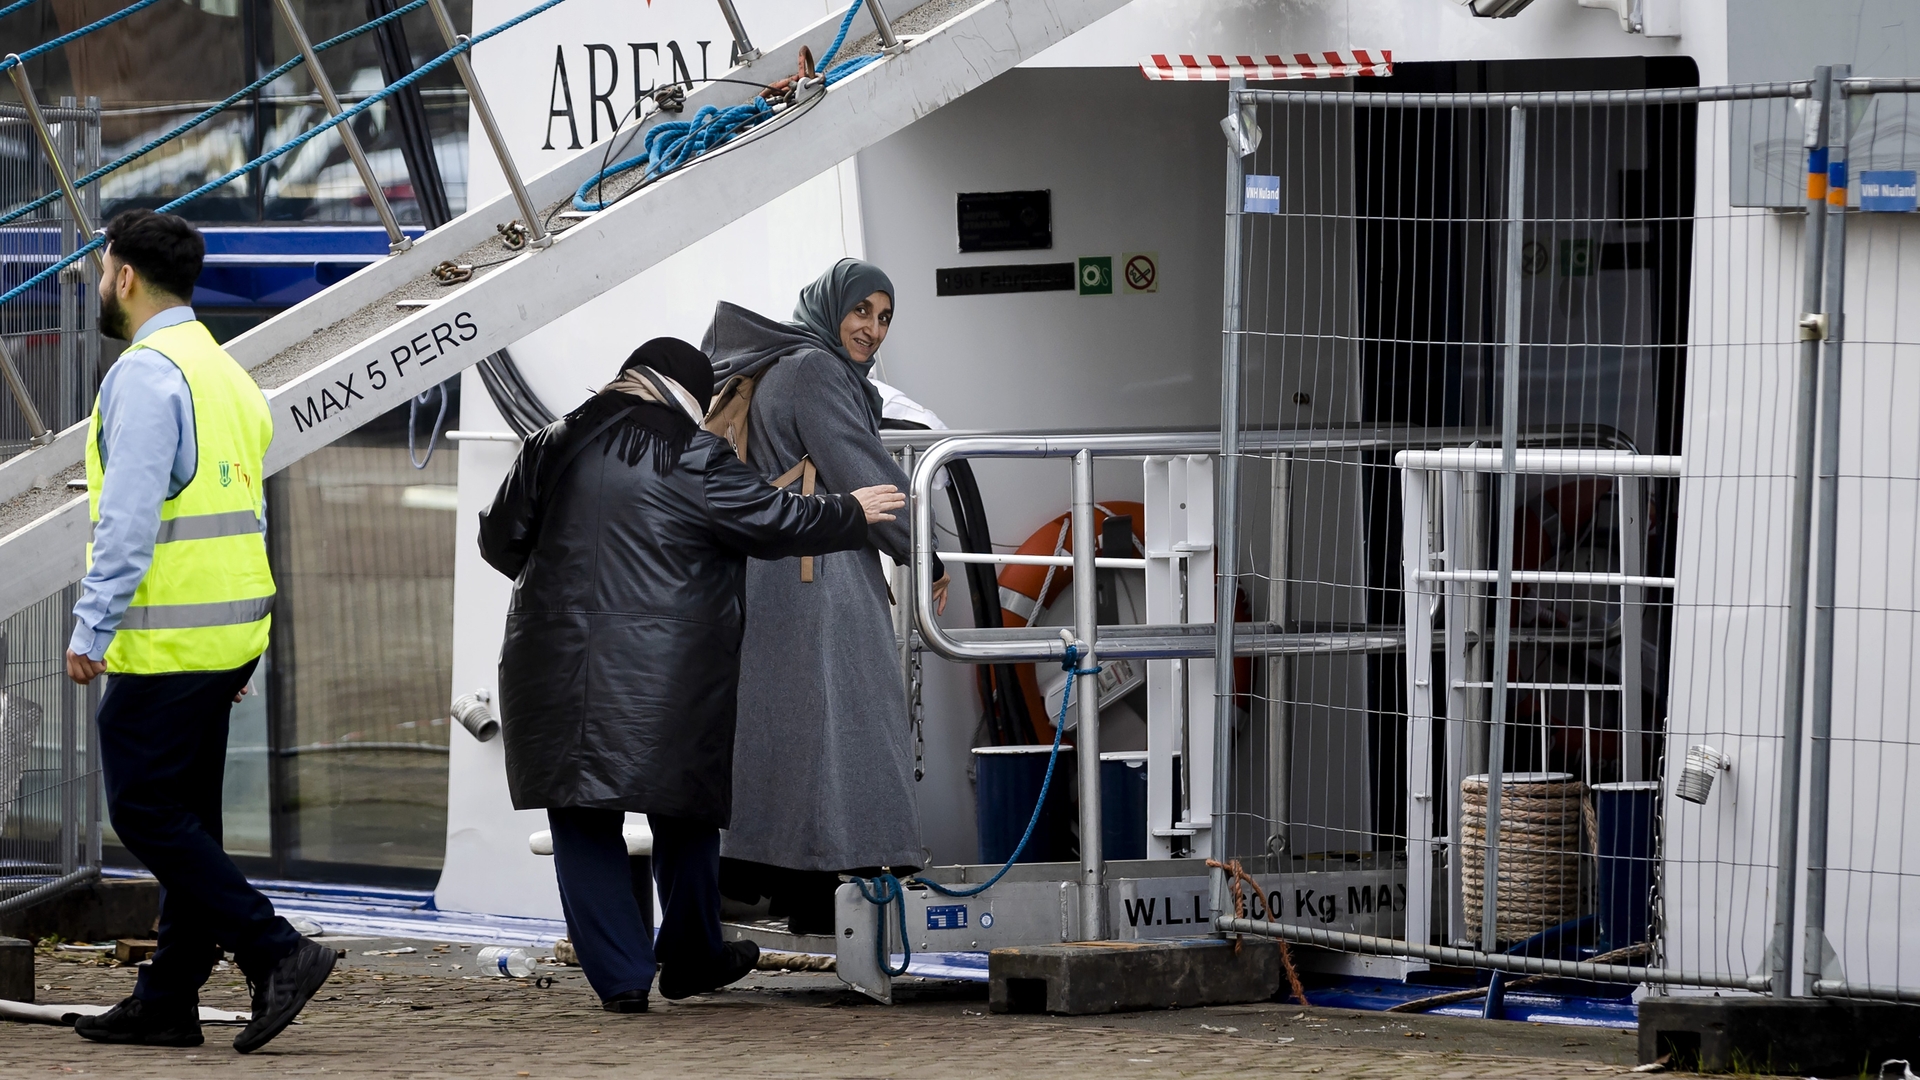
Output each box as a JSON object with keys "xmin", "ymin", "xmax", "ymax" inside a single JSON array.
[{"xmin": 99, "ymin": 291, "xmax": 130, "ymax": 341}]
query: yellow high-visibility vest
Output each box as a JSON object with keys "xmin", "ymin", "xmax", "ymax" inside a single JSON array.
[{"xmin": 86, "ymin": 320, "xmax": 275, "ymax": 674}]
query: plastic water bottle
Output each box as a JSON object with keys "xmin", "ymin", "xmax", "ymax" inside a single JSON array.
[{"xmin": 476, "ymin": 946, "xmax": 537, "ymax": 978}]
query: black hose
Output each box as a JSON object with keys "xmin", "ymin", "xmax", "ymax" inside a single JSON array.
[{"xmin": 942, "ymin": 460, "xmax": 1036, "ymax": 746}]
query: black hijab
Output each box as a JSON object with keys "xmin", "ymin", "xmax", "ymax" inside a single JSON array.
[{"xmin": 574, "ymin": 336, "xmax": 715, "ymax": 471}]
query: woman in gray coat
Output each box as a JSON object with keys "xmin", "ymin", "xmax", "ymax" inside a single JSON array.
[{"xmin": 703, "ymin": 260, "xmax": 949, "ymax": 933}]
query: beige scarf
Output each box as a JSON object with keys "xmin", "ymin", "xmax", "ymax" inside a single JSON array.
[{"xmin": 602, "ymin": 366, "xmax": 705, "ymax": 425}]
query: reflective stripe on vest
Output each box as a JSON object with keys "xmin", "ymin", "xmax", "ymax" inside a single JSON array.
[
  {"xmin": 116, "ymin": 595, "xmax": 276, "ymax": 631},
  {"xmin": 85, "ymin": 319, "xmax": 275, "ymax": 675},
  {"xmin": 90, "ymin": 508, "xmax": 263, "ymax": 545}
]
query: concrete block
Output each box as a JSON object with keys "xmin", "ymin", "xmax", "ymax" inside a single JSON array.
[
  {"xmin": 1639, "ymin": 996, "xmax": 1920, "ymax": 1074},
  {"xmin": 0, "ymin": 878, "xmax": 159, "ymax": 943},
  {"xmin": 989, "ymin": 938, "xmax": 1278, "ymax": 1016},
  {"xmin": 0, "ymin": 937, "xmax": 32, "ymax": 1003}
]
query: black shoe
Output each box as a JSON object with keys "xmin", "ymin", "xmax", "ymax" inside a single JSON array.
[
  {"xmin": 658, "ymin": 940, "xmax": 760, "ymax": 1000},
  {"xmin": 233, "ymin": 937, "xmax": 336, "ymax": 1054},
  {"xmin": 73, "ymin": 994, "xmax": 204, "ymax": 1047},
  {"xmin": 602, "ymin": 989, "xmax": 650, "ymax": 1013}
]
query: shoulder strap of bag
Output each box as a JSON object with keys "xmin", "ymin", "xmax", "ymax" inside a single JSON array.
[{"xmin": 772, "ymin": 456, "xmax": 819, "ymax": 583}]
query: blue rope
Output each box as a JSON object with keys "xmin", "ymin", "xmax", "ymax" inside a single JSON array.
[
  {"xmin": 0, "ymin": 0, "xmax": 429, "ymax": 230},
  {"xmin": 0, "ymin": 0, "xmax": 574, "ymax": 313},
  {"xmin": 0, "ymin": 0, "xmax": 44, "ymax": 24},
  {"xmin": 0, "ymin": 0, "xmax": 168, "ymax": 74},
  {"xmin": 570, "ymin": 0, "xmax": 884, "ymax": 212},
  {"xmin": 854, "ymin": 643, "xmax": 1101, "ymax": 978}
]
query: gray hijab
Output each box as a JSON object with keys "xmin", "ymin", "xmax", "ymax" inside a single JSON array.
[{"xmin": 785, "ymin": 259, "xmax": 893, "ymax": 419}]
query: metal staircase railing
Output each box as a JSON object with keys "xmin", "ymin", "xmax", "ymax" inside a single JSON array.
[{"xmin": 0, "ymin": 0, "xmax": 1131, "ymax": 625}]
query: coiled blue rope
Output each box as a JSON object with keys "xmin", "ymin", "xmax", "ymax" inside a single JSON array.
[
  {"xmin": 0, "ymin": 0, "xmax": 168, "ymax": 75},
  {"xmin": 854, "ymin": 642, "xmax": 1101, "ymax": 978},
  {"xmin": 0, "ymin": 0, "xmax": 573, "ymax": 313},
  {"xmin": 571, "ymin": 0, "xmax": 883, "ymax": 212},
  {"xmin": 0, "ymin": 0, "xmax": 429, "ymax": 230}
]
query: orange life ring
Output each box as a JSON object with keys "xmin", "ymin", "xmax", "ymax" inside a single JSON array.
[
  {"xmin": 995, "ymin": 503, "xmax": 1145, "ymax": 738},
  {"xmin": 992, "ymin": 502, "xmax": 1252, "ymax": 739}
]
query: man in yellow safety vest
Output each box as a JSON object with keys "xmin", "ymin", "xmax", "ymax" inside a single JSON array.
[{"xmin": 64, "ymin": 210, "xmax": 333, "ymax": 1054}]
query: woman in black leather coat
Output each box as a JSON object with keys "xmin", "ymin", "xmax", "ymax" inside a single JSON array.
[{"xmin": 478, "ymin": 337, "xmax": 903, "ymax": 1013}]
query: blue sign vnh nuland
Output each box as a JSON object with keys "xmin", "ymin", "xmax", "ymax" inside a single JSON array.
[
  {"xmin": 1860, "ymin": 170, "xmax": 1919, "ymax": 212},
  {"xmin": 1243, "ymin": 175, "xmax": 1282, "ymax": 215},
  {"xmin": 926, "ymin": 904, "xmax": 967, "ymax": 931}
]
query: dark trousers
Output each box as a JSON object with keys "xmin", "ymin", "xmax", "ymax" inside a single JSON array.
[
  {"xmin": 546, "ymin": 808, "xmax": 722, "ymax": 1001},
  {"xmin": 95, "ymin": 659, "xmax": 300, "ymax": 1003}
]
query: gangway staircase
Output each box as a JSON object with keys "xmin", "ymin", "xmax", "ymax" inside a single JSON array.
[{"xmin": 0, "ymin": 0, "xmax": 1127, "ymax": 623}]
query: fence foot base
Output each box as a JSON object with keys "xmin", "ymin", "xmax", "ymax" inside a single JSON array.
[
  {"xmin": 0, "ymin": 937, "xmax": 30, "ymax": 1003},
  {"xmin": 1639, "ymin": 996, "xmax": 1920, "ymax": 1074},
  {"xmin": 0, "ymin": 878, "xmax": 156, "ymax": 943},
  {"xmin": 988, "ymin": 938, "xmax": 1276, "ymax": 1015}
]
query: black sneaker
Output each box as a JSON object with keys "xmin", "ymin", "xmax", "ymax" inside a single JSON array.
[
  {"xmin": 233, "ymin": 937, "xmax": 335, "ymax": 1054},
  {"xmin": 601, "ymin": 989, "xmax": 649, "ymax": 1013},
  {"xmin": 73, "ymin": 994, "xmax": 204, "ymax": 1047},
  {"xmin": 658, "ymin": 940, "xmax": 760, "ymax": 1000}
]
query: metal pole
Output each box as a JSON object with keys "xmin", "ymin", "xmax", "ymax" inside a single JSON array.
[
  {"xmin": 1266, "ymin": 455, "xmax": 1291, "ymax": 859},
  {"xmin": 6, "ymin": 60, "xmax": 101, "ymax": 272},
  {"xmin": 0, "ymin": 335, "xmax": 51, "ymax": 444},
  {"xmin": 1770, "ymin": 64, "xmax": 1831, "ymax": 1000},
  {"xmin": 1803, "ymin": 64, "xmax": 1851, "ymax": 998},
  {"xmin": 268, "ymin": 0, "xmax": 413, "ymax": 253},
  {"xmin": 714, "ymin": 0, "xmax": 760, "ymax": 63},
  {"xmin": 865, "ymin": 0, "xmax": 904, "ymax": 53},
  {"xmin": 423, "ymin": 0, "xmax": 551, "ymax": 247},
  {"xmin": 1482, "ymin": 105, "xmax": 1528, "ymax": 953},
  {"xmin": 1212, "ymin": 79, "xmax": 1250, "ymax": 923},
  {"xmin": 1071, "ymin": 448, "xmax": 1105, "ymax": 940}
]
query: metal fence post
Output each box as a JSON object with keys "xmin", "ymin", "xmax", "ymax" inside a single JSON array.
[
  {"xmin": 1211, "ymin": 78, "xmax": 1249, "ymax": 925},
  {"xmin": 1071, "ymin": 449, "xmax": 1105, "ymax": 939},
  {"xmin": 1769, "ymin": 64, "xmax": 1832, "ymax": 1000},
  {"xmin": 423, "ymin": 0, "xmax": 551, "ymax": 247},
  {"xmin": 1802, "ymin": 64, "xmax": 1852, "ymax": 998},
  {"xmin": 1481, "ymin": 104, "xmax": 1528, "ymax": 953},
  {"xmin": 268, "ymin": 0, "xmax": 413, "ymax": 253}
]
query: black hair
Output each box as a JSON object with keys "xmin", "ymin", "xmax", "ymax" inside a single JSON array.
[{"xmin": 102, "ymin": 209, "xmax": 204, "ymax": 301}]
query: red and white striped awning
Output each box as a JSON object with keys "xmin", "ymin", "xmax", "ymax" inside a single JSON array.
[{"xmin": 1139, "ymin": 50, "xmax": 1393, "ymax": 82}]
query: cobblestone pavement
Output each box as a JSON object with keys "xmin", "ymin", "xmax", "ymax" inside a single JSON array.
[{"xmin": 0, "ymin": 938, "xmax": 1659, "ymax": 1078}]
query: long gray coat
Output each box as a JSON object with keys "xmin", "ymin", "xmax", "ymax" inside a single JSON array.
[{"xmin": 704, "ymin": 302, "xmax": 926, "ymax": 870}]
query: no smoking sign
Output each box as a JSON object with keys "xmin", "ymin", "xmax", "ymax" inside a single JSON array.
[{"xmin": 1122, "ymin": 251, "xmax": 1159, "ymax": 294}]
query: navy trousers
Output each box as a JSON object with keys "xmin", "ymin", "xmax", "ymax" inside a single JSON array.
[
  {"xmin": 94, "ymin": 658, "xmax": 301, "ymax": 1003},
  {"xmin": 546, "ymin": 807, "xmax": 722, "ymax": 1001}
]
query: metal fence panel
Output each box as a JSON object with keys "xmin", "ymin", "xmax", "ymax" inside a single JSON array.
[
  {"xmin": 1214, "ymin": 80, "xmax": 1826, "ymax": 995},
  {"xmin": 0, "ymin": 585, "xmax": 101, "ymax": 914}
]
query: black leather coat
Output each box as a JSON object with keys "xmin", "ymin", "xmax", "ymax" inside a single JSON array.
[{"xmin": 478, "ymin": 404, "xmax": 867, "ymax": 825}]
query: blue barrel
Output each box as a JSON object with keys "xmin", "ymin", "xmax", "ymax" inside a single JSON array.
[
  {"xmin": 1593, "ymin": 781, "xmax": 1659, "ymax": 952},
  {"xmin": 972, "ymin": 746, "xmax": 1077, "ymax": 864},
  {"xmin": 1100, "ymin": 752, "xmax": 1149, "ymax": 861}
]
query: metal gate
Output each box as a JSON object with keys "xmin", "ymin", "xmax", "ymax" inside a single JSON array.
[{"xmin": 1212, "ymin": 70, "xmax": 1920, "ymax": 1002}]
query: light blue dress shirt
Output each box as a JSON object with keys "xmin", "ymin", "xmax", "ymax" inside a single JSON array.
[{"xmin": 68, "ymin": 306, "xmax": 251, "ymax": 661}]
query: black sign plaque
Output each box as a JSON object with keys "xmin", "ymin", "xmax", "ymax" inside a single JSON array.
[
  {"xmin": 956, "ymin": 190, "xmax": 1052, "ymax": 253},
  {"xmin": 936, "ymin": 263, "xmax": 1075, "ymax": 297}
]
